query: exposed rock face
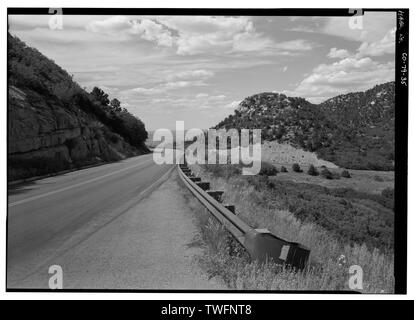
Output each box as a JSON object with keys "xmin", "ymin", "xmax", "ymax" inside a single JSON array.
[{"xmin": 8, "ymin": 86, "xmax": 139, "ymax": 181}]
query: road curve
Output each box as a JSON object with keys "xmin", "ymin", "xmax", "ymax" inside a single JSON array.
[{"xmin": 7, "ymin": 154, "xmax": 174, "ymax": 289}]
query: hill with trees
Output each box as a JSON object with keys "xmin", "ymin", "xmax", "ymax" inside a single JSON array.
[
  {"xmin": 215, "ymin": 82, "xmax": 395, "ymax": 170},
  {"xmin": 8, "ymin": 33, "xmax": 149, "ymax": 181}
]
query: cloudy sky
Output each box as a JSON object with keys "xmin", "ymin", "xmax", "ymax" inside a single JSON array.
[{"xmin": 9, "ymin": 12, "xmax": 396, "ymax": 130}]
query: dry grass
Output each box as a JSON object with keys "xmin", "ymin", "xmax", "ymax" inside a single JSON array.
[
  {"xmin": 261, "ymin": 140, "xmax": 338, "ymax": 168},
  {"xmin": 260, "ymin": 140, "xmax": 394, "ymax": 195},
  {"xmin": 274, "ymin": 167, "xmax": 394, "ymax": 195},
  {"xmin": 188, "ymin": 164, "xmax": 394, "ymax": 293}
]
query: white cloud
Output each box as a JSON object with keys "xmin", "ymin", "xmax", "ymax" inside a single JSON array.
[
  {"xmin": 285, "ymin": 26, "xmax": 317, "ymax": 33},
  {"xmin": 210, "ymin": 95, "xmax": 226, "ymax": 100},
  {"xmin": 224, "ymin": 100, "xmax": 241, "ymax": 109},
  {"xmin": 196, "ymin": 93, "xmax": 209, "ymax": 99},
  {"xmin": 289, "ymin": 56, "xmax": 394, "ymax": 102},
  {"xmin": 163, "ymin": 16, "xmax": 268, "ymax": 55},
  {"xmin": 87, "ymin": 16, "xmax": 131, "ymax": 33},
  {"xmin": 130, "ymin": 87, "xmax": 164, "ymax": 95},
  {"xmin": 10, "ymin": 13, "xmax": 396, "ymax": 130},
  {"xmin": 164, "ymin": 80, "xmax": 204, "ymax": 89},
  {"xmin": 87, "ymin": 16, "xmax": 174, "ymax": 47},
  {"xmin": 280, "ymin": 13, "xmax": 396, "ymax": 102},
  {"xmin": 11, "ymin": 26, "xmax": 123, "ymax": 44},
  {"xmin": 327, "ymin": 48, "xmax": 350, "ymax": 59},
  {"xmin": 273, "ymin": 39, "xmax": 314, "ymax": 52},
  {"xmin": 10, "ymin": 15, "xmax": 97, "ymax": 30},
  {"xmin": 357, "ymin": 27, "xmax": 396, "ymax": 57},
  {"xmin": 166, "ymin": 69, "xmax": 214, "ymax": 81},
  {"xmin": 87, "ymin": 15, "xmax": 314, "ymax": 56},
  {"xmin": 321, "ymin": 12, "xmax": 396, "ymax": 44},
  {"xmin": 129, "ymin": 19, "xmax": 174, "ymax": 47},
  {"xmin": 127, "ymin": 79, "xmax": 206, "ymax": 96},
  {"xmin": 158, "ymin": 16, "xmax": 251, "ymax": 35},
  {"xmin": 152, "ymin": 98, "xmax": 170, "ymax": 103},
  {"xmin": 231, "ymin": 27, "xmax": 275, "ymax": 52},
  {"xmin": 195, "ymin": 93, "xmax": 226, "ymax": 101},
  {"xmin": 288, "ymin": 13, "xmax": 396, "ymax": 59}
]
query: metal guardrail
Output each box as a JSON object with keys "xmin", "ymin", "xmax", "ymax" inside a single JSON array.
[{"xmin": 177, "ymin": 163, "xmax": 310, "ymax": 270}]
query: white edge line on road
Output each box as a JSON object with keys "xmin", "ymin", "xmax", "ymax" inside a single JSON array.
[
  {"xmin": 7, "ymin": 165, "xmax": 174, "ymax": 285},
  {"xmin": 8, "ymin": 159, "xmax": 154, "ymax": 207},
  {"xmin": 136, "ymin": 165, "xmax": 174, "ymax": 198}
]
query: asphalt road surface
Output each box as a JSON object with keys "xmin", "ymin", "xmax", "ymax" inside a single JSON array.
[{"xmin": 7, "ymin": 154, "xmax": 220, "ymax": 289}]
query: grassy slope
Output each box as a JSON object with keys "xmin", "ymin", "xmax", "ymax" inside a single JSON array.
[
  {"xmin": 188, "ymin": 164, "xmax": 394, "ymax": 292},
  {"xmin": 274, "ymin": 168, "xmax": 394, "ymax": 195}
]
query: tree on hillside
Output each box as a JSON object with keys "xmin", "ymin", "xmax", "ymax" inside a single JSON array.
[
  {"xmin": 91, "ymin": 87, "xmax": 109, "ymax": 106},
  {"xmin": 9, "ymin": 33, "xmax": 149, "ymax": 153},
  {"xmin": 110, "ymin": 98, "xmax": 122, "ymax": 112}
]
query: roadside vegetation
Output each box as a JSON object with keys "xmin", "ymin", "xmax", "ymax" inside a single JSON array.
[{"xmin": 187, "ymin": 164, "xmax": 394, "ymax": 293}]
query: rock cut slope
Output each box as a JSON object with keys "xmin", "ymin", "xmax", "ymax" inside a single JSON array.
[{"xmin": 8, "ymin": 33, "xmax": 149, "ymax": 181}]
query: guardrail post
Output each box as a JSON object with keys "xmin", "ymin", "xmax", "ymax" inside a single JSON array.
[
  {"xmin": 285, "ymin": 243, "xmax": 311, "ymax": 270},
  {"xmin": 177, "ymin": 164, "xmax": 310, "ymax": 270},
  {"xmin": 243, "ymin": 229, "xmax": 310, "ymax": 269},
  {"xmin": 196, "ymin": 181, "xmax": 210, "ymax": 191},
  {"xmin": 224, "ymin": 204, "xmax": 235, "ymax": 214},
  {"xmin": 206, "ymin": 190, "xmax": 224, "ymax": 202},
  {"xmin": 182, "ymin": 170, "xmax": 193, "ymax": 177}
]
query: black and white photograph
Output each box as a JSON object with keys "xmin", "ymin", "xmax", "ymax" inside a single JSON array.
[{"xmin": 4, "ymin": 5, "xmax": 409, "ymax": 298}]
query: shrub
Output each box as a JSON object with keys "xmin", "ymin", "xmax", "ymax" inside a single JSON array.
[
  {"xmin": 259, "ymin": 162, "xmax": 278, "ymax": 176},
  {"xmin": 332, "ymin": 172, "xmax": 341, "ymax": 179},
  {"xmin": 381, "ymin": 187, "xmax": 394, "ymax": 199},
  {"xmin": 205, "ymin": 164, "xmax": 241, "ymax": 179},
  {"xmin": 106, "ymin": 131, "xmax": 120, "ymax": 144},
  {"xmin": 321, "ymin": 168, "xmax": 333, "ymax": 179},
  {"xmin": 247, "ymin": 175, "xmax": 269, "ymax": 191},
  {"xmin": 307, "ymin": 164, "xmax": 319, "ymax": 176},
  {"xmin": 341, "ymin": 169, "xmax": 351, "ymax": 178},
  {"xmin": 292, "ymin": 163, "xmax": 303, "ymax": 173},
  {"xmin": 196, "ymin": 161, "xmax": 395, "ymax": 252},
  {"xmin": 280, "ymin": 166, "xmax": 288, "ymax": 173},
  {"xmin": 193, "ymin": 170, "xmax": 395, "ymax": 292},
  {"xmin": 374, "ymin": 175, "xmax": 384, "ymax": 182}
]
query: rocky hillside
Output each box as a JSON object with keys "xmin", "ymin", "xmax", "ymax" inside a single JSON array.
[
  {"xmin": 8, "ymin": 33, "xmax": 149, "ymax": 181},
  {"xmin": 215, "ymin": 82, "xmax": 395, "ymax": 170}
]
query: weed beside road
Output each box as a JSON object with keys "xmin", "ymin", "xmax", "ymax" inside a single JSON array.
[{"xmin": 186, "ymin": 164, "xmax": 394, "ymax": 293}]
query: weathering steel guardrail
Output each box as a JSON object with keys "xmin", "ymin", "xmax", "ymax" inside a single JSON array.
[{"xmin": 177, "ymin": 162, "xmax": 310, "ymax": 270}]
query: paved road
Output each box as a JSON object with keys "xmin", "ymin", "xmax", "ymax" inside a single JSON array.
[{"xmin": 7, "ymin": 154, "xmax": 178, "ymax": 289}]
